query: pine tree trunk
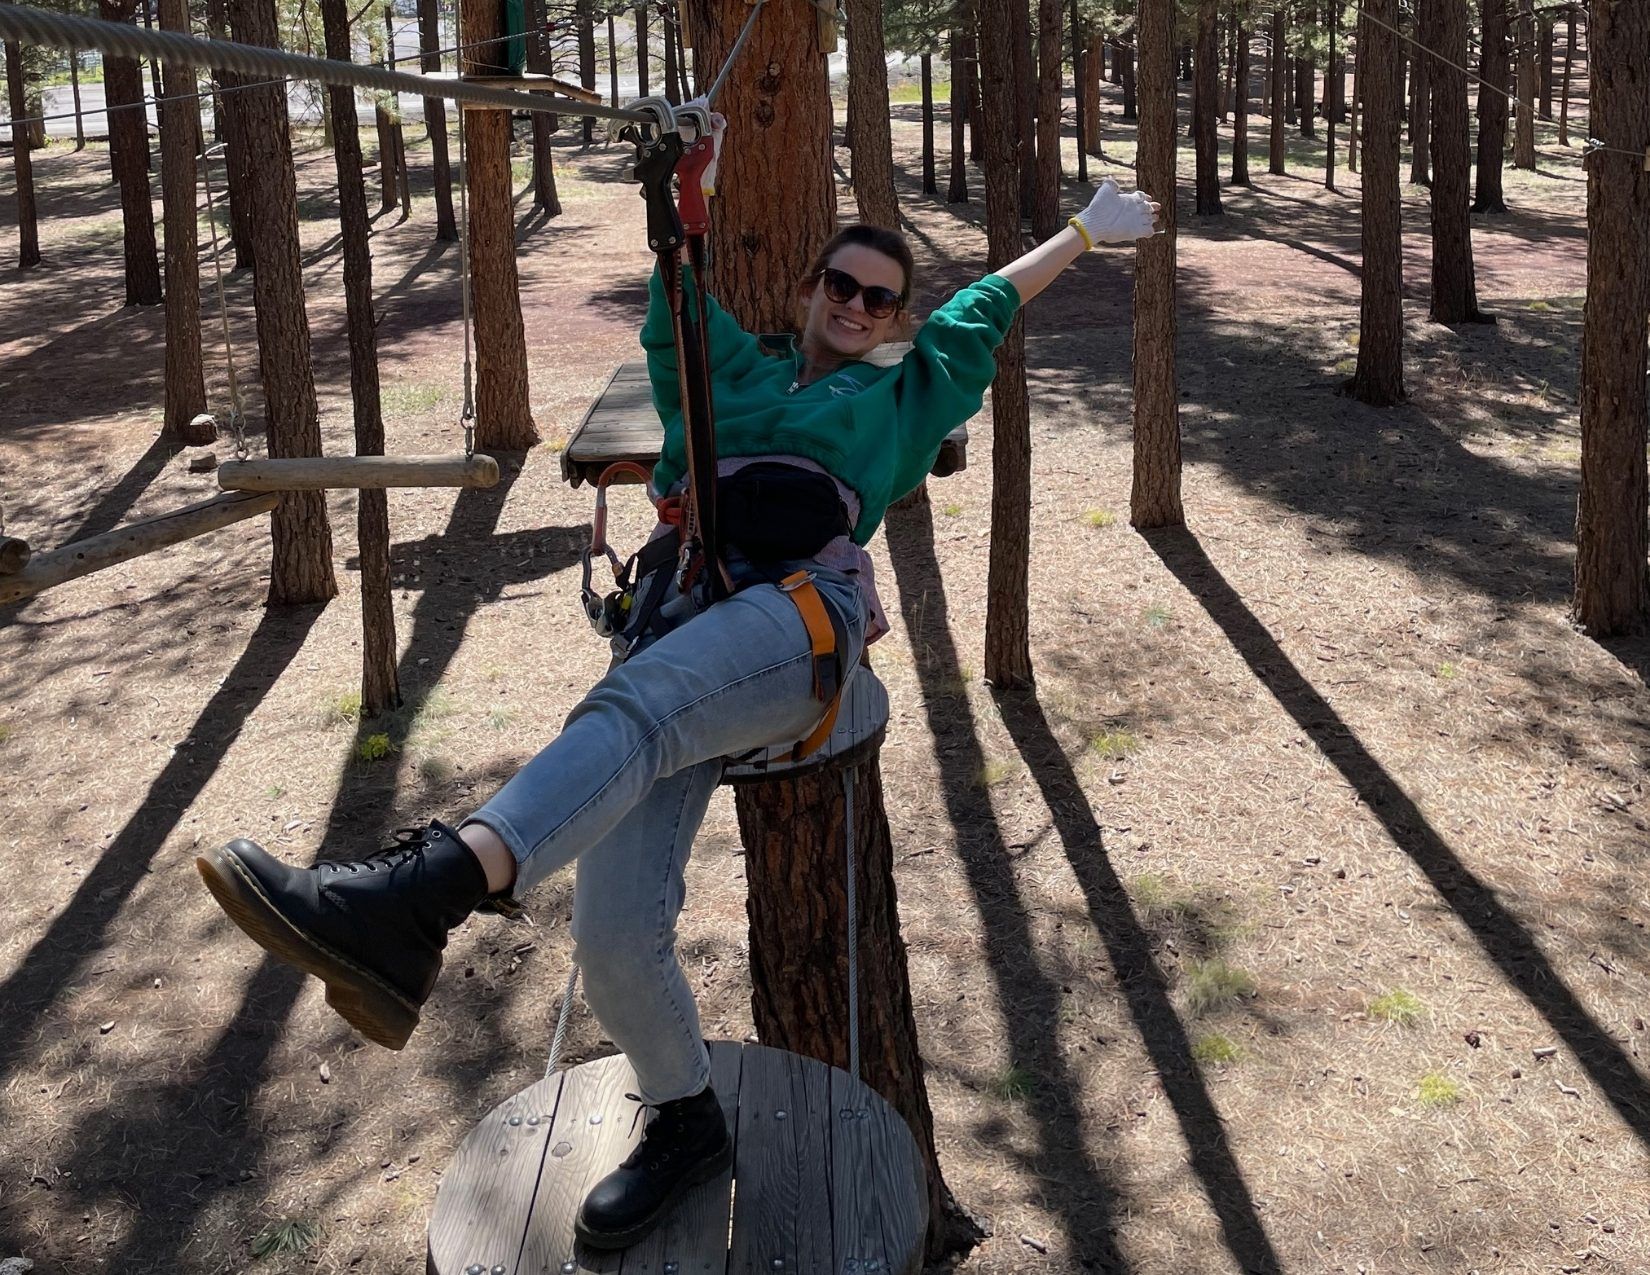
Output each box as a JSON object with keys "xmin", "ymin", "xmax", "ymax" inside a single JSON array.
[
  {"xmin": 948, "ymin": 20, "xmax": 970, "ymax": 201},
  {"xmin": 209, "ymin": 0, "xmax": 255, "ymax": 269},
  {"xmin": 1472, "ymin": 0, "xmax": 1509, "ymax": 211},
  {"xmin": 1348, "ymin": 43, "xmax": 1360, "ymax": 171},
  {"xmin": 1193, "ymin": 0, "xmax": 1222, "ymax": 214},
  {"xmin": 462, "ymin": 0, "xmax": 539, "ymax": 449},
  {"xmin": 1012, "ymin": 0, "xmax": 1034, "ymax": 216},
  {"xmin": 577, "ymin": 0, "xmax": 597, "ymax": 146},
  {"xmin": 920, "ymin": 52, "xmax": 937, "ymax": 194},
  {"xmin": 1409, "ymin": 0, "xmax": 1431, "ymax": 185},
  {"xmin": 844, "ymin": 0, "xmax": 898, "ymax": 226},
  {"xmin": 1349, "ymin": 0, "xmax": 1405, "ymax": 405},
  {"xmin": 230, "ymin": 0, "xmax": 338, "ymax": 605},
  {"xmin": 1269, "ymin": 6, "xmax": 1286, "ymax": 173},
  {"xmin": 321, "ymin": 0, "xmax": 399, "ymax": 713},
  {"xmin": 1513, "ymin": 0, "xmax": 1536, "ymax": 167},
  {"xmin": 1031, "ymin": 0, "xmax": 1061, "ymax": 238},
  {"xmin": 1297, "ymin": 47, "xmax": 1315, "ymax": 135},
  {"xmin": 1429, "ymin": 0, "xmax": 1487, "ymax": 323},
  {"xmin": 418, "ymin": 0, "xmax": 456, "ymax": 240},
  {"xmin": 4, "ymin": 35, "xmax": 40, "ymax": 270},
  {"xmin": 1232, "ymin": 21, "xmax": 1251, "ymax": 184},
  {"xmin": 70, "ymin": 50, "xmax": 85, "ymax": 151},
  {"xmin": 158, "ymin": 0, "xmax": 209, "ymax": 441},
  {"xmin": 608, "ymin": 13, "xmax": 620, "ymax": 136},
  {"xmin": 1324, "ymin": 0, "xmax": 1337, "ymax": 189},
  {"xmin": 979, "ymin": 0, "xmax": 1031, "ymax": 688},
  {"xmin": 1220, "ymin": 16, "xmax": 1234, "ymax": 121},
  {"xmin": 101, "ymin": 0, "xmax": 164, "ymax": 306},
  {"xmin": 967, "ymin": 26, "xmax": 984, "ymax": 159},
  {"xmin": 635, "ymin": 4, "xmax": 649, "ymax": 97},
  {"xmin": 1538, "ymin": 16, "xmax": 1553, "ymax": 120},
  {"xmin": 1557, "ymin": 8, "xmax": 1573, "ymax": 146},
  {"xmin": 1133, "ymin": 0, "xmax": 1183, "ymax": 530},
  {"xmin": 1083, "ymin": 20, "xmax": 1103, "ymax": 154},
  {"xmin": 1573, "ymin": 0, "xmax": 1649, "ymax": 636},
  {"xmin": 1070, "ymin": 2, "xmax": 1088, "ymax": 180},
  {"xmin": 1285, "ymin": 53, "xmax": 1297, "ymax": 123},
  {"xmin": 663, "ymin": 11, "xmax": 678, "ymax": 104},
  {"xmin": 1120, "ymin": 34, "xmax": 1137, "ymax": 121},
  {"xmin": 376, "ymin": 104, "xmax": 399, "ymax": 213},
  {"xmin": 526, "ymin": 4, "xmax": 562, "ymax": 218}
]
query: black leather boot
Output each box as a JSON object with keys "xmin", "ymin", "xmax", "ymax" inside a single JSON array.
[
  {"xmin": 575, "ymin": 1085, "xmax": 733, "ymax": 1250},
  {"xmin": 195, "ymin": 821, "xmax": 491, "ymax": 1050}
]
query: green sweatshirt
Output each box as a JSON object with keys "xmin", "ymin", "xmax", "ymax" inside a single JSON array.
[{"xmin": 641, "ymin": 265, "xmax": 1021, "ymax": 545}]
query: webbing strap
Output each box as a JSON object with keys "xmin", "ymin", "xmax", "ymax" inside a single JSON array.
[{"xmin": 779, "ymin": 570, "xmax": 847, "ymax": 762}]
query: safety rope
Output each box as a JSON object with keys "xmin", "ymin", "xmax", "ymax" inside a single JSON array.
[
  {"xmin": 197, "ymin": 134, "xmax": 248, "ymax": 459},
  {"xmin": 544, "ymin": 963, "xmax": 580, "ymax": 1079},
  {"xmin": 0, "ymin": 3, "xmax": 649, "ymax": 124},
  {"xmin": 455, "ymin": 0, "xmax": 475, "ymax": 457}
]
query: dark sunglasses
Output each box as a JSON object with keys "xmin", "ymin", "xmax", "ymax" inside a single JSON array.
[{"xmin": 814, "ymin": 266, "xmax": 905, "ymax": 320}]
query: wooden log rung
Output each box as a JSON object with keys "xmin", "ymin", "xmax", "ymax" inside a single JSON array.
[
  {"xmin": 0, "ymin": 491, "xmax": 280, "ymax": 607},
  {"xmin": 0, "ymin": 535, "xmax": 31, "ymax": 575},
  {"xmin": 216, "ymin": 454, "xmax": 500, "ymax": 493}
]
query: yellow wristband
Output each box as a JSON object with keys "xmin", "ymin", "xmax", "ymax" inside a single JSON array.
[{"xmin": 1067, "ymin": 215, "xmax": 1095, "ymax": 251}]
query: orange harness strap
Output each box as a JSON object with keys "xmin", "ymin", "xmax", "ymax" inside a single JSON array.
[{"xmin": 778, "ymin": 570, "xmax": 846, "ymax": 762}]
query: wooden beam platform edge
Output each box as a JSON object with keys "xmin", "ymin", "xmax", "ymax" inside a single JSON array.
[{"xmin": 217, "ymin": 453, "xmax": 500, "ymax": 492}]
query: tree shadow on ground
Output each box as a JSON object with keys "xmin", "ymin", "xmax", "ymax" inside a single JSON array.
[
  {"xmin": 1142, "ymin": 524, "xmax": 1650, "ymax": 1145},
  {"xmin": 49, "ymin": 466, "xmax": 589, "ymax": 1273},
  {"xmin": 887, "ymin": 499, "xmax": 1287, "ymax": 1272},
  {"xmin": 0, "ymin": 602, "xmax": 324, "ymax": 1090}
]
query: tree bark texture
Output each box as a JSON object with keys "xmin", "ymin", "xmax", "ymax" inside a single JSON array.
[
  {"xmin": 1472, "ymin": 0, "xmax": 1509, "ymax": 211},
  {"xmin": 1132, "ymin": 0, "xmax": 1183, "ymax": 530},
  {"xmin": 1232, "ymin": 22, "xmax": 1251, "ymax": 185},
  {"xmin": 1324, "ymin": 0, "xmax": 1337, "ymax": 189},
  {"xmin": 4, "ymin": 36, "xmax": 40, "ymax": 270},
  {"xmin": 967, "ymin": 29, "xmax": 984, "ymax": 159},
  {"xmin": 1083, "ymin": 20, "xmax": 1103, "ymax": 153},
  {"xmin": 100, "ymin": 0, "xmax": 163, "ymax": 306},
  {"xmin": 1429, "ymin": 0, "xmax": 1486, "ymax": 322},
  {"xmin": 1348, "ymin": 45, "xmax": 1360, "ymax": 171},
  {"xmin": 737, "ymin": 759, "xmax": 983, "ymax": 1264},
  {"xmin": 1071, "ymin": 5, "xmax": 1088, "ymax": 180},
  {"xmin": 1538, "ymin": 16, "xmax": 1553, "ymax": 119},
  {"xmin": 1269, "ymin": 6, "xmax": 1287, "ymax": 174},
  {"xmin": 920, "ymin": 53, "xmax": 936, "ymax": 195},
  {"xmin": 1296, "ymin": 49, "xmax": 1315, "ymax": 135},
  {"xmin": 1121, "ymin": 34, "xmax": 1137, "ymax": 120},
  {"xmin": 418, "ymin": 0, "xmax": 457, "ymax": 240},
  {"xmin": 1220, "ymin": 15, "xmax": 1234, "ymax": 121},
  {"xmin": 319, "ymin": 0, "xmax": 399, "ymax": 713},
  {"xmin": 1573, "ymin": 0, "xmax": 1649, "ymax": 636},
  {"xmin": 699, "ymin": 0, "xmax": 835, "ymax": 333},
  {"xmin": 208, "ymin": 0, "xmax": 255, "ymax": 269},
  {"xmin": 635, "ymin": 5, "xmax": 649, "ymax": 97},
  {"xmin": 979, "ymin": 0, "xmax": 1032, "ymax": 688},
  {"xmin": 1409, "ymin": 0, "xmax": 1431, "ymax": 185},
  {"xmin": 158, "ymin": 0, "xmax": 210, "ymax": 441},
  {"xmin": 844, "ymin": 0, "xmax": 898, "ymax": 227},
  {"xmin": 462, "ymin": 0, "xmax": 540, "ymax": 450},
  {"xmin": 577, "ymin": 0, "xmax": 597, "ymax": 146},
  {"xmin": 526, "ymin": 2, "xmax": 563, "ymax": 219},
  {"xmin": 1031, "ymin": 0, "xmax": 1061, "ymax": 239},
  {"xmin": 230, "ymin": 0, "xmax": 338, "ymax": 604},
  {"xmin": 1193, "ymin": 0, "xmax": 1222, "ymax": 214},
  {"xmin": 1513, "ymin": 0, "xmax": 1536, "ymax": 168},
  {"xmin": 1349, "ymin": 0, "xmax": 1405, "ymax": 405},
  {"xmin": 947, "ymin": 22, "xmax": 969, "ymax": 202},
  {"xmin": 1012, "ymin": 0, "xmax": 1034, "ymax": 215}
]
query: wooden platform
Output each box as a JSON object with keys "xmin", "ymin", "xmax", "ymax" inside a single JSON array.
[
  {"xmin": 428, "ymin": 1041, "xmax": 927, "ymax": 1275},
  {"xmin": 561, "ymin": 358, "xmax": 968, "ymax": 489},
  {"xmin": 432, "ymin": 71, "xmax": 602, "ymax": 106}
]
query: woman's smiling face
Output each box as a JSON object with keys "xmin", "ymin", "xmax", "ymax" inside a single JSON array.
[{"xmin": 798, "ymin": 242, "xmax": 908, "ymax": 362}]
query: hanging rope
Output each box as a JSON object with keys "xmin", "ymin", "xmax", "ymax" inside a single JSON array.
[
  {"xmin": 454, "ymin": 0, "xmax": 475, "ymax": 458},
  {"xmin": 0, "ymin": 3, "xmax": 650, "ymax": 124},
  {"xmin": 197, "ymin": 134, "xmax": 247, "ymax": 460}
]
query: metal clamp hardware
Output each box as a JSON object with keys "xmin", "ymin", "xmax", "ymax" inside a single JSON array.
[{"xmin": 622, "ymin": 97, "xmax": 687, "ymax": 253}]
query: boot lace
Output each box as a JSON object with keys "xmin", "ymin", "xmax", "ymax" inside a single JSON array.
[
  {"xmin": 621, "ymin": 1092, "xmax": 684, "ymax": 1171},
  {"xmin": 324, "ymin": 826, "xmax": 441, "ymax": 875}
]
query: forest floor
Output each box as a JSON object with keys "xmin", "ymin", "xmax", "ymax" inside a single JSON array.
[{"xmin": 2, "ymin": 80, "xmax": 1648, "ymax": 1275}]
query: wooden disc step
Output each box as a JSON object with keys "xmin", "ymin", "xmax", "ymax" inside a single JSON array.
[{"xmin": 427, "ymin": 1041, "xmax": 927, "ymax": 1275}]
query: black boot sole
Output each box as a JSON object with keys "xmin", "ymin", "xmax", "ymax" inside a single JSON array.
[
  {"xmin": 573, "ymin": 1136, "xmax": 736, "ymax": 1251},
  {"xmin": 195, "ymin": 843, "xmax": 421, "ymax": 1051}
]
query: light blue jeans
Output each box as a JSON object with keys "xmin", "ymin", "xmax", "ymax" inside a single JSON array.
[{"xmin": 464, "ymin": 565, "xmax": 866, "ymax": 1104}]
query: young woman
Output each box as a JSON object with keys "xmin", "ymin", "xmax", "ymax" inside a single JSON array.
[{"xmin": 195, "ymin": 176, "xmax": 1159, "ymax": 1250}]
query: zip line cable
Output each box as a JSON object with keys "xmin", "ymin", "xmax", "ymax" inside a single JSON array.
[
  {"xmin": 1352, "ymin": 2, "xmax": 1645, "ymax": 165},
  {"xmin": 0, "ymin": 4, "xmax": 651, "ymax": 124}
]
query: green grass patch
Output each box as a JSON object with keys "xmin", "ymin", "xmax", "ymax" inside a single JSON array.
[
  {"xmin": 1143, "ymin": 604, "xmax": 1172, "ymax": 630},
  {"xmin": 1416, "ymin": 1071, "xmax": 1463, "ymax": 1107},
  {"xmin": 1434, "ymin": 661, "xmax": 1458, "ymax": 680},
  {"xmin": 987, "ymin": 1065, "xmax": 1034, "ymax": 1101},
  {"xmin": 381, "ymin": 382, "xmax": 445, "ymax": 416},
  {"xmin": 1370, "ymin": 987, "xmax": 1425, "ymax": 1026},
  {"xmin": 1083, "ymin": 508, "xmax": 1117, "ymax": 529},
  {"xmin": 1192, "ymin": 1032, "xmax": 1244, "ymax": 1066},
  {"xmin": 978, "ymin": 759, "xmax": 1015, "ymax": 788},
  {"xmin": 488, "ymin": 708, "xmax": 514, "ymax": 731},
  {"xmin": 1527, "ymin": 300, "xmax": 1553, "ymax": 312},
  {"xmin": 1333, "ymin": 356, "xmax": 1358, "ymax": 376},
  {"xmin": 419, "ymin": 755, "xmax": 455, "ymax": 784},
  {"xmin": 251, "ymin": 1218, "xmax": 320, "ymax": 1259},
  {"xmin": 355, "ymin": 732, "xmax": 395, "ymax": 763},
  {"xmin": 1088, "ymin": 727, "xmax": 1140, "ymax": 760},
  {"xmin": 887, "ymin": 80, "xmax": 951, "ymax": 105},
  {"xmin": 322, "ymin": 691, "xmax": 362, "ymax": 726},
  {"xmin": 0, "ymin": 724, "xmax": 11, "ymax": 745},
  {"xmin": 264, "ymin": 784, "xmax": 286, "ymax": 800},
  {"xmin": 941, "ymin": 502, "xmax": 964, "ymax": 518},
  {"xmin": 1183, "ymin": 959, "xmax": 1257, "ymax": 1015}
]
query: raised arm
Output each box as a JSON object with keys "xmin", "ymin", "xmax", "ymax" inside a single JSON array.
[
  {"xmin": 994, "ymin": 179, "xmax": 1161, "ymax": 306},
  {"xmin": 639, "ymin": 262, "xmax": 763, "ymax": 420}
]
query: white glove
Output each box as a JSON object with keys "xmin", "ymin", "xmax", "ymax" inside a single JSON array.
[
  {"xmin": 1069, "ymin": 178, "xmax": 1158, "ymax": 248},
  {"xmin": 678, "ymin": 96, "xmax": 728, "ymax": 197}
]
